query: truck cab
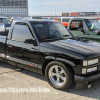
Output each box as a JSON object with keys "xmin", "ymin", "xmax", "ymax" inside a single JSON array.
[{"xmin": 67, "ymin": 18, "xmax": 100, "ymax": 42}]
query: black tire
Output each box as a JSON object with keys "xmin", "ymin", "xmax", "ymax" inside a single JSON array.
[{"xmin": 45, "ymin": 61, "xmax": 74, "ymax": 90}]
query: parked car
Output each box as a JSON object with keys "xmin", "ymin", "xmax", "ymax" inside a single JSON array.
[
  {"xmin": 0, "ymin": 19, "xmax": 100, "ymax": 90},
  {"xmin": 0, "ymin": 16, "xmax": 11, "ymax": 32},
  {"xmin": 0, "ymin": 23, "xmax": 11, "ymax": 32},
  {"xmin": 55, "ymin": 17, "xmax": 74, "ymax": 28},
  {"xmin": 67, "ymin": 18, "xmax": 100, "ymax": 42},
  {"xmin": 95, "ymin": 18, "xmax": 100, "ymax": 24},
  {"xmin": 0, "ymin": 16, "xmax": 9, "ymax": 24}
]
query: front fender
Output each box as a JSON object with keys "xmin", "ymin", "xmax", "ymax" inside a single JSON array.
[
  {"xmin": 56, "ymin": 57, "xmax": 75, "ymax": 67},
  {"xmin": 45, "ymin": 56, "xmax": 76, "ymax": 67}
]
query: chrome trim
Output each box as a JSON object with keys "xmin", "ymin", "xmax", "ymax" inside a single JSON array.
[
  {"xmin": 6, "ymin": 56, "xmax": 41, "ymax": 68},
  {"xmin": 0, "ymin": 54, "xmax": 5, "ymax": 58},
  {"xmin": 49, "ymin": 65, "xmax": 67, "ymax": 87}
]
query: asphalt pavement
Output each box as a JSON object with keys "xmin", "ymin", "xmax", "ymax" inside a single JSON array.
[{"xmin": 0, "ymin": 61, "xmax": 100, "ymax": 100}]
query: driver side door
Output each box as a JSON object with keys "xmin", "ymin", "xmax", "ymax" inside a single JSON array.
[{"xmin": 6, "ymin": 22, "xmax": 40, "ymax": 72}]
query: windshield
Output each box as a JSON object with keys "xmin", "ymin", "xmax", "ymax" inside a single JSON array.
[
  {"xmin": 85, "ymin": 19, "xmax": 100, "ymax": 32},
  {"xmin": 31, "ymin": 22, "xmax": 71, "ymax": 41},
  {"xmin": 0, "ymin": 18, "xmax": 8, "ymax": 23}
]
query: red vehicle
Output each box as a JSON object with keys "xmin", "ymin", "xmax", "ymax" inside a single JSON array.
[
  {"xmin": 55, "ymin": 17, "xmax": 74, "ymax": 28},
  {"xmin": 95, "ymin": 18, "xmax": 100, "ymax": 23}
]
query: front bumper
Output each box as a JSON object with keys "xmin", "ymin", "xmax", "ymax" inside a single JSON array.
[{"xmin": 74, "ymin": 72, "xmax": 100, "ymax": 85}]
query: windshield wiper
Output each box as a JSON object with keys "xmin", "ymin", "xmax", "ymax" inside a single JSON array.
[
  {"xmin": 42, "ymin": 36, "xmax": 57, "ymax": 40},
  {"xmin": 42, "ymin": 36, "xmax": 63, "ymax": 41},
  {"xmin": 62, "ymin": 35, "xmax": 70, "ymax": 37},
  {"xmin": 62, "ymin": 35, "xmax": 74, "ymax": 40}
]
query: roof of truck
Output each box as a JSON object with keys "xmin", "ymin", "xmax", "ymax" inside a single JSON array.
[{"xmin": 70, "ymin": 17, "xmax": 95, "ymax": 20}]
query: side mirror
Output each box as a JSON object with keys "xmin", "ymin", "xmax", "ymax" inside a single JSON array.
[
  {"xmin": 80, "ymin": 28, "xmax": 85, "ymax": 34},
  {"xmin": 24, "ymin": 39, "xmax": 38, "ymax": 46}
]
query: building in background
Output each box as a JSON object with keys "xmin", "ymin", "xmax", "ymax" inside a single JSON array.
[{"xmin": 0, "ymin": 0, "xmax": 28, "ymax": 17}]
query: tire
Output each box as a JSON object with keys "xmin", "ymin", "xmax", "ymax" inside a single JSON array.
[{"xmin": 45, "ymin": 61, "xmax": 74, "ymax": 90}]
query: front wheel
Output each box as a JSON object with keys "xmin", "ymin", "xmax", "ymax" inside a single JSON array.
[{"xmin": 45, "ymin": 61, "xmax": 74, "ymax": 90}]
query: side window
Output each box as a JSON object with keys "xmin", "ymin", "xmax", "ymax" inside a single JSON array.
[
  {"xmin": 70, "ymin": 20, "xmax": 83, "ymax": 30},
  {"xmin": 12, "ymin": 23, "xmax": 33, "ymax": 42},
  {"xmin": 62, "ymin": 19, "xmax": 70, "ymax": 22}
]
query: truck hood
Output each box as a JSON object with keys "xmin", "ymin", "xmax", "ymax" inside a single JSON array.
[{"xmin": 44, "ymin": 39, "xmax": 100, "ymax": 59}]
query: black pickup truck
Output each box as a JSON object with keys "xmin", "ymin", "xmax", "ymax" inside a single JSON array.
[{"xmin": 0, "ymin": 19, "xmax": 100, "ymax": 90}]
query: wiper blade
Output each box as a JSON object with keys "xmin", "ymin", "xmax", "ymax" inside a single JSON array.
[
  {"xmin": 62, "ymin": 35, "xmax": 70, "ymax": 37},
  {"xmin": 42, "ymin": 36, "xmax": 56, "ymax": 40},
  {"xmin": 42, "ymin": 37, "xmax": 63, "ymax": 41}
]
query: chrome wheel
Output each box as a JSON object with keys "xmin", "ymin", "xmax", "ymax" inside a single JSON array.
[{"xmin": 49, "ymin": 65, "xmax": 67, "ymax": 87}]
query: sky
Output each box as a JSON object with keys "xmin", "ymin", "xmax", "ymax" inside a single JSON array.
[{"xmin": 28, "ymin": 0, "xmax": 100, "ymax": 16}]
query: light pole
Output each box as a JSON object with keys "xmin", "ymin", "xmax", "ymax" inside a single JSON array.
[
  {"xmin": 69, "ymin": 5, "xmax": 72, "ymax": 16},
  {"xmin": 55, "ymin": 5, "xmax": 57, "ymax": 16},
  {"xmin": 41, "ymin": 5, "xmax": 42, "ymax": 16},
  {"xmin": 84, "ymin": 4, "xmax": 87, "ymax": 12}
]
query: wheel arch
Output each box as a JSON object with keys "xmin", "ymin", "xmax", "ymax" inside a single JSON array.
[{"xmin": 42, "ymin": 57, "xmax": 76, "ymax": 75}]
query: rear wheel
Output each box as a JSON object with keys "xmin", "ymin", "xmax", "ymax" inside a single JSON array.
[{"xmin": 45, "ymin": 61, "xmax": 74, "ymax": 90}]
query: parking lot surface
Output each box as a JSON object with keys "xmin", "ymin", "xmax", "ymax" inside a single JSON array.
[{"xmin": 0, "ymin": 61, "xmax": 100, "ymax": 100}]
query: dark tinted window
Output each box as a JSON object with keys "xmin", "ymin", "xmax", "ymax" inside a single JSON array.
[
  {"xmin": 32, "ymin": 22, "xmax": 71, "ymax": 41},
  {"xmin": 12, "ymin": 23, "xmax": 33, "ymax": 42},
  {"xmin": 62, "ymin": 18, "xmax": 70, "ymax": 22}
]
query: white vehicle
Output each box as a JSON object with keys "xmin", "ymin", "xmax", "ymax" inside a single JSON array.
[
  {"xmin": 0, "ymin": 23, "xmax": 10, "ymax": 32},
  {"xmin": 0, "ymin": 16, "xmax": 8, "ymax": 24},
  {"xmin": 0, "ymin": 16, "xmax": 11, "ymax": 32}
]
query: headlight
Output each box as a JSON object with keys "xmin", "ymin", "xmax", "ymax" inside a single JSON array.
[
  {"xmin": 83, "ymin": 58, "xmax": 98, "ymax": 66},
  {"xmin": 87, "ymin": 67, "xmax": 97, "ymax": 73},
  {"xmin": 82, "ymin": 66, "xmax": 97, "ymax": 74},
  {"xmin": 88, "ymin": 60, "xmax": 94, "ymax": 65}
]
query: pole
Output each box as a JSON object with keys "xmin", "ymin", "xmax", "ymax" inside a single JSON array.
[
  {"xmin": 55, "ymin": 5, "xmax": 56, "ymax": 16},
  {"xmin": 41, "ymin": 5, "xmax": 42, "ymax": 16},
  {"xmin": 84, "ymin": 4, "xmax": 87, "ymax": 12},
  {"xmin": 69, "ymin": 5, "xmax": 72, "ymax": 16}
]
